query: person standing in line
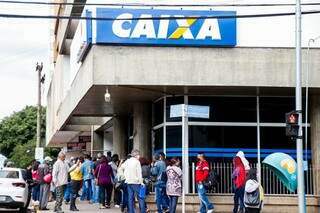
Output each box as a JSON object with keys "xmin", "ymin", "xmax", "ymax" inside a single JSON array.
[
  {"xmin": 195, "ymin": 152, "xmax": 214, "ymax": 213},
  {"xmin": 117, "ymin": 157, "xmax": 129, "ymax": 213},
  {"xmin": 140, "ymin": 157, "xmax": 151, "ymax": 212},
  {"xmin": 166, "ymin": 158, "xmax": 182, "ymax": 213},
  {"xmin": 91, "ymin": 157, "xmax": 99, "ymax": 203},
  {"xmin": 69, "ymin": 157, "xmax": 83, "ymax": 211},
  {"xmin": 151, "ymin": 152, "xmax": 169, "ymax": 213},
  {"xmin": 109, "ymin": 154, "xmax": 120, "ymax": 207},
  {"xmin": 80, "ymin": 154, "xmax": 94, "ymax": 202},
  {"xmin": 52, "ymin": 151, "xmax": 69, "ymax": 213},
  {"xmin": 244, "ymin": 168, "xmax": 264, "ymax": 213},
  {"xmin": 232, "ymin": 156, "xmax": 246, "ymax": 213},
  {"xmin": 123, "ymin": 150, "xmax": 145, "ymax": 213},
  {"xmin": 236, "ymin": 151, "xmax": 251, "ymax": 173},
  {"xmin": 32, "ymin": 161, "xmax": 41, "ymax": 203},
  {"xmin": 38, "ymin": 156, "xmax": 53, "ymax": 210},
  {"xmin": 94, "ymin": 155, "xmax": 114, "ymax": 209}
]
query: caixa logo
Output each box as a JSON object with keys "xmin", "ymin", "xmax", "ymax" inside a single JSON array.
[
  {"xmin": 95, "ymin": 8, "xmax": 237, "ymax": 46},
  {"xmin": 112, "ymin": 13, "xmax": 221, "ymax": 40}
]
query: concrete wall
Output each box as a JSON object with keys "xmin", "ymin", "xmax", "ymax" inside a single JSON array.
[
  {"xmin": 93, "ymin": 46, "xmax": 320, "ymax": 88},
  {"xmin": 113, "ymin": 116, "xmax": 128, "ymax": 159}
]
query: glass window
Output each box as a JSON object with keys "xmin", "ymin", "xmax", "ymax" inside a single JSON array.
[
  {"xmin": 260, "ymin": 97, "xmax": 295, "ymax": 123},
  {"xmin": 153, "ymin": 99, "xmax": 164, "ymax": 126},
  {"xmin": 260, "ymin": 127, "xmax": 311, "ymax": 161},
  {"xmin": 188, "ymin": 96, "xmax": 256, "ymax": 122},
  {"xmin": 189, "ymin": 126, "xmax": 257, "ymax": 162},
  {"xmin": 166, "ymin": 126, "xmax": 182, "ymax": 157},
  {"xmin": 0, "ymin": 170, "xmax": 19, "ymax": 179},
  {"xmin": 153, "ymin": 128, "xmax": 163, "ymax": 153},
  {"xmin": 166, "ymin": 96, "xmax": 184, "ymax": 122}
]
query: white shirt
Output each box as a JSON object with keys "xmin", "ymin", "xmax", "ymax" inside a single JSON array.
[
  {"xmin": 123, "ymin": 157, "xmax": 143, "ymax": 185},
  {"xmin": 52, "ymin": 159, "xmax": 69, "ymax": 187}
]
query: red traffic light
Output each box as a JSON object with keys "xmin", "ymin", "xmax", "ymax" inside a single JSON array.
[{"xmin": 285, "ymin": 111, "xmax": 299, "ymax": 125}]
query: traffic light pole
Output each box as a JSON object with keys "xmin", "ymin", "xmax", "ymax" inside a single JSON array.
[
  {"xmin": 36, "ymin": 62, "xmax": 43, "ymax": 148},
  {"xmin": 295, "ymin": 0, "xmax": 305, "ymax": 212}
]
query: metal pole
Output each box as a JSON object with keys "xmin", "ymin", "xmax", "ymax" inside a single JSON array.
[
  {"xmin": 182, "ymin": 97, "xmax": 189, "ymax": 213},
  {"xmin": 36, "ymin": 62, "xmax": 43, "ymax": 148},
  {"xmin": 256, "ymin": 94, "xmax": 261, "ymax": 183},
  {"xmin": 295, "ymin": 0, "xmax": 305, "ymax": 211}
]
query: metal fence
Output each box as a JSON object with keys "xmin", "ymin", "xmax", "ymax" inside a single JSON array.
[{"xmin": 188, "ymin": 162, "xmax": 314, "ymax": 195}]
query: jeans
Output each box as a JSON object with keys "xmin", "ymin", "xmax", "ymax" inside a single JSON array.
[
  {"xmin": 106, "ymin": 184, "xmax": 113, "ymax": 206},
  {"xmin": 197, "ymin": 184, "xmax": 214, "ymax": 213},
  {"xmin": 233, "ymin": 186, "xmax": 245, "ymax": 213},
  {"xmin": 90, "ymin": 179, "xmax": 98, "ymax": 203},
  {"xmin": 169, "ymin": 196, "xmax": 179, "ymax": 213},
  {"xmin": 54, "ymin": 185, "xmax": 65, "ymax": 211},
  {"xmin": 64, "ymin": 183, "xmax": 72, "ymax": 202},
  {"xmin": 32, "ymin": 184, "xmax": 40, "ymax": 201},
  {"xmin": 127, "ymin": 184, "xmax": 145, "ymax": 213},
  {"xmin": 70, "ymin": 180, "xmax": 81, "ymax": 210},
  {"xmin": 81, "ymin": 179, "xmax": 93, "ymax": 201},
  {"xmin": 120, "ymin": 183, "xmax": 128, "ymax": 210},
  {"xmin": 155, "ymin": 186, "xmax": 169, "ymax": 213}
]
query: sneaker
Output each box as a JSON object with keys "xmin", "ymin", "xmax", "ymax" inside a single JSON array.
[
  {"xmin": 99, "ymin": 205, "xmax": 106, "ymax": 209},
  {"xmin": 115, "ymin": 205, "xmax": 120, "ymax": 208},
  {"xmin": 207, "ymin": 209, "xmax": 214, "ymax": 213}
]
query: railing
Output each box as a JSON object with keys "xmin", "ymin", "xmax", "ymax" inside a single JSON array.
[
  {"xmin": 150, "ymin": 162, "xmax": 315, "ymax": 195},
  {"xmin": 190, "ymin": 162, "xmax": 314, "ymax": 195}
]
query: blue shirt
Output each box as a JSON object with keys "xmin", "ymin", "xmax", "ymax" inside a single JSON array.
[
  {"xmin": 80, "ymin": 159, "xmax": 94, "ymax": 180},
  {"xmin": 151, "ymin": 160, "xmax": 166, "ymax": 185}
]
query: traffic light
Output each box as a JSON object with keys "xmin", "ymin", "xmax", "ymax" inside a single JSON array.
[{"xmin": 285, "ymin": 111, "xmax": 300, "ymax": 138}]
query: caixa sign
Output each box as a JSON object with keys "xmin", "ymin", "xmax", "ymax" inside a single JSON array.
[{"xmin": 95, "ymin": 8, "xmax": 236, "ymax": 46}]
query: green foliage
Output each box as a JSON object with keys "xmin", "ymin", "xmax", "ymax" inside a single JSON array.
[{"xmin": 0, "ymin": 106, "xmax": 49, "ymax": 168}]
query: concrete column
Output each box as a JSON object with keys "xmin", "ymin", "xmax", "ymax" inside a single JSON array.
[
  {"xmin": 310, "ymin": 95, "xmax": 320, "ymax": 195},
  {"xmin": 104, "ymin": 131, "xmax": 113, "ymax": 154},
  {"xmin": 92, "ymin": 130, "xmax": 103, "ymax": 157},
  {"xmin": 113, "ymin": 116, "xmax": 127, "ymax": 159},
  {"xmin": 133, "ymin": 102, "xmax": 152, "ymax": 159}
]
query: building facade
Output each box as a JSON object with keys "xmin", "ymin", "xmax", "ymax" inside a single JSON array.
[{"xmin": 47, "ymin": 0, "xmax": 320, "ymax": 211}]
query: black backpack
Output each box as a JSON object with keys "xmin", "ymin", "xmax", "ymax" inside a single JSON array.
[{"xmin": 203, "ymin": 170, "xmax": 220, "ymax": 190}]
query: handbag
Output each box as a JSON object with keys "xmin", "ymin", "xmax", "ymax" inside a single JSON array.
[
  {"xmin": 244, "ymin": 187, "xmax": 260, "ymax": 207},
  {"xmin": 43, "ymin": 173, "xmax": 52, "ymax": 184}
]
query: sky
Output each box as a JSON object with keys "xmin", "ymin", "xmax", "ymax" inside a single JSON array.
[{"xmin": 0, "ymin": 0, "xmax": 50, "ymax": 119}]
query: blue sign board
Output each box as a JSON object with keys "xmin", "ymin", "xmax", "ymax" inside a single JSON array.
[
  {"xmin": 170, "ymin": 104, "xmax": 210, "ymax": 118},
  {"xmin": 95, "ymin": 8, "xmax": 236, "ymax": 46}
]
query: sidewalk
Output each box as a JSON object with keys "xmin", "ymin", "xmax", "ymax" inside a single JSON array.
[{"xmin": 41, "ymin": 200, "xmax": 122, "ymax": 213}]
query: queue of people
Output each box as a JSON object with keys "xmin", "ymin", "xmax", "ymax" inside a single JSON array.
[{"xmin": 25, "ymin": 149, "xmax": 263, "ymax": 213}]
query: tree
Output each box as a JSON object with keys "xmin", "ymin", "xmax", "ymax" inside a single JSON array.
[{"xmin": 0, "ymin": 106, "xmax": 59, "ymax": 168}]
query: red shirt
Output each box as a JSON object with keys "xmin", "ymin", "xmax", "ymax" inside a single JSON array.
[{"xmin": 195, "ymin": 160, "xmax": 210, "ymax": 183}]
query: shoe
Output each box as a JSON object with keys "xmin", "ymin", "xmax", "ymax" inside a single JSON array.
[
  {"xmin": 41, "ymin": 207, "xmax": 50, "ymax": 211},
  {"xmin": 70, "ymin": 208, "xmax": 79, "ymax": 211},
  {"xmin": 207, "ymin": 209, "xmax": 214, "ymax": 213},
  {"xmin": 115, "ymin": 204, "xmax": 120, "ymax": 208},
  {"xmin": 163, "ymin": 209, "xmax": 169, "ymax": 213},
  {"xmin": 105, "ymin": 205, "xmax": 111, "ymax": 208},
  {"xmin": 99, "ymin": 205, "xmax": 106, "ymax": 209}
]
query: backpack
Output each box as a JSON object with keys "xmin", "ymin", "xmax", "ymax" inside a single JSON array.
[
  {"xmin": 244, "ymin": 187, "xmax": 260, "ymax": 207},
  {"xmin": 159, "ymin": 171, "xmax": 167, "ymax": 182},
  {"xmin": 203, "ymin": 170, "xmax": 220, "ymax": 190}
]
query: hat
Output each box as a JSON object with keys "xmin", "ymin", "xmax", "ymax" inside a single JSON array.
[
  {"xmin": 131, "ymin": 149, "xmax": 140, "ymax": 157},
  {"xmin": 44, "ymin": 156, "xmax": 53, "ymax": 162}
]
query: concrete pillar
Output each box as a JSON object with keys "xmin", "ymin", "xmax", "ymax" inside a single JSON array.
[
  {"xmin": 310, "ymin": 95, "xmax": 320, "ymax": 195},
  {"xmin": 104, "ymin": 131, "xmax": 113, "ymax": 154},
  {"xmin": 113, "ymin": 116, "xmax": 127, "ymax": 159},
  {"xmin": 92, "ymin": 130, "xmax": 103, "ymax": 157},
  {"xmin": 133, "ymin": 102, "xmax": 152, "ymax": 159}
]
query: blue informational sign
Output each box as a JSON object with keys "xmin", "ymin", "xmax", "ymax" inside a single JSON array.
[
  {"xmin": 95, "ymin": 8, "xmax": 236, "ymax": 46},
  {"xmin": 170, "ymin": 104, "xmax": 210, "ymax": 118}
]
